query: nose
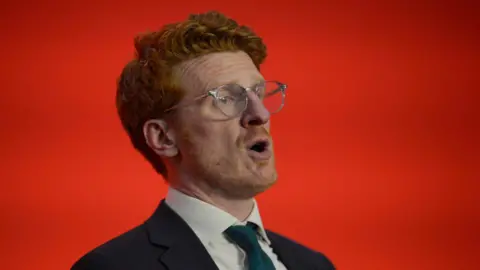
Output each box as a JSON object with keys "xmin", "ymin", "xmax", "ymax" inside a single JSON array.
[{"xmin": 240, "ymin": 91, "xmax": 270, "ymax": 128}]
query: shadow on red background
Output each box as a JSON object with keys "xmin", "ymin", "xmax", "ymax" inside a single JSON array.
[{"xmin": 0, "ymin": 1, "xmax": 478, "ymax": 269}]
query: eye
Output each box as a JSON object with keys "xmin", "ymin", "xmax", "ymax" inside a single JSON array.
[
  {"xmin": 217, "ymin": 95, "xmax": 236, "ymax": 104},
  {"xmin": 216, "ymin": 84, "xmax": 244, "ymax": 104}
]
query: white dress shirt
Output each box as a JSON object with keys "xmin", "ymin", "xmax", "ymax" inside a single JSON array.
[{"xmin": 165, "ymin": 187, "xmax": 288, "ymax": 270}]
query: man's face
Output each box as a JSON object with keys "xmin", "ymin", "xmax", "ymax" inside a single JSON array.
[{"xmin": 172, "ymin": 51, "xmax": 277, "ymax": 199}]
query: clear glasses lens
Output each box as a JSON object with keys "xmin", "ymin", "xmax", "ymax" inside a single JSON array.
[
  {"xmin": 215, "ymin": 84, "xmax": 247, "ymax": 117},
  {"xmin": 257, "ymin": 81, "xmax": 285, "ymax": 114},
  {"xmin": 214, "ymin": 81, "xmax": 286, "ymax": 117}
]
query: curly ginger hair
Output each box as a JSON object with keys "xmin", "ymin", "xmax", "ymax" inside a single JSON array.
[{"xmin": 116, "ymin": 11, "xmax": 268, "ymax": 177}]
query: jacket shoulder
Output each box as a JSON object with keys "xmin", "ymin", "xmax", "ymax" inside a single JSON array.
[{"xmin": 71, "ymin": 223, "xmax": 163, "ymax": 270}]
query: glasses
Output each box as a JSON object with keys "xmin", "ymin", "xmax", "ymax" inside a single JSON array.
[{"xmin": 164, "ymin": 80, "xmax": 287, "ymax": 118}]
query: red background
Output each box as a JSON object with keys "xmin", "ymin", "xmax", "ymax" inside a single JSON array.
[{"xmin": 1, "ymin": 1, "xmax": 479, "ymax": 269}]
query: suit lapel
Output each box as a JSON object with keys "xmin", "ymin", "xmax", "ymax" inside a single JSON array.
[
  {"xmin": 145, "ymin": 200, "xmax": 219, "ymax": 270},
  {"xmin": 267, "ymin": 231, "xmax": 306, "ymax": 270}
]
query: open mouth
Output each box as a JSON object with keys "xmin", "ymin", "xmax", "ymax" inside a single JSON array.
[
  {"xmin": 248, "ymin": 140, "xmax": 269, "ymax": 153},
  {"xmin": 246, "ymin": 139, "xmax": 272, "ymax": 161}
]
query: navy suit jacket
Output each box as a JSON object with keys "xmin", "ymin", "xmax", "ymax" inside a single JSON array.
[{"xmin": 71, "ymin": 200, "xmax": 335, "ymax": 270}]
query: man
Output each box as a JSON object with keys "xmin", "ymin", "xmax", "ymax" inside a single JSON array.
[{"xmin": 72, "ymin": 11, "xmax": 335, "ymax": 270}]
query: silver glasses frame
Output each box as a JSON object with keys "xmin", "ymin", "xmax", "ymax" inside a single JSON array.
[{"xmin": 164, "ymin": 80, "xmax": 287, "ymax": 117}]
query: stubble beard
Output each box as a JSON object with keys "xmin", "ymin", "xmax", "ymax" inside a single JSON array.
[
  {"xmin": 178, "ymin": 125, "xmax": 278, "ymax": 200},
  {"xmin": 182, "ymin": 144, "xmax": 278, "ymax": 200}
]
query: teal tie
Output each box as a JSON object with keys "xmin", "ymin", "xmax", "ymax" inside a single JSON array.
[{"xmin": 224, "ymin": 222, "xmax": 276, "ymax": 270}]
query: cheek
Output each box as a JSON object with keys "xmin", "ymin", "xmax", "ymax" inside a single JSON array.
[
  {"xmin": 214, "ymin": 124, "xmax": 242, "ymax": 152},
  {"xmin": 177, "ymin": 110, "xmax": 242, "ymax": 152},
  {"xmin": 178, "ymin": 120, "xmax": 222, "ymax": 149},
  {"xmin": 178, "ymin": 123, "xmax": 208, "ymax": 149}
]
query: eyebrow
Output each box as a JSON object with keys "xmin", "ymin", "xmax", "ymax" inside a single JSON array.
[
  {"xmin": 201, "ymin": 76, "xmax": 265, "ymax": 94},
  {"xmin": 223, "ymin": 79, "xmax": 266, "ymax": 88}
]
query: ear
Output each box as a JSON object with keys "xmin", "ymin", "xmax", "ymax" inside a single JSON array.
[{"xmin": 143, "ymin": 119, "xmax": 178, "ymax": 157}]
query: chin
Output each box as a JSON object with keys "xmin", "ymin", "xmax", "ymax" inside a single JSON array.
[
  {"xmin": 198, "ymin": 156, "xmax": 278, "ymax": 199},
  {"xmin": 245, "ymin": 166, "xmax": 278, "ymax": 196},
  {"xmin": 253, "ymin": 158, "xmax": 277, "ymax": 180},
  {"xmin": 214, "ymin": 168, "xmax": 277, "ymax": 200}
]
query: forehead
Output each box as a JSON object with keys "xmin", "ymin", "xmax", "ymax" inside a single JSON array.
[{"xmin": 175, "ymin": 51, "xmax": 263, "ymax": 96}]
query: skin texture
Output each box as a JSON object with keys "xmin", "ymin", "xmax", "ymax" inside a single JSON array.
[{"xmin": 143, "ymin": 51, "xmax": 277, "ymax": 220}]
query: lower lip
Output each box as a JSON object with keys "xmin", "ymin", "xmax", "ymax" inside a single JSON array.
[{"xmin": 247, "ymin": 149, "xmax": 272, "ymax": 161}]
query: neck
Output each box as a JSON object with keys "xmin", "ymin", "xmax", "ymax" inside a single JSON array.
[{"xmin": 167, "ymin": 170, "xmax": 255, "ymax": 221}]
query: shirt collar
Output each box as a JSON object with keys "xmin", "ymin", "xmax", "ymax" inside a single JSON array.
[
  {"xmin": 165, "ymin": 187, "xmax": 270, "ymax": 245},
  {"xmin": 244, "ymin": 201, "xmax": 270, "ymax": 244}
]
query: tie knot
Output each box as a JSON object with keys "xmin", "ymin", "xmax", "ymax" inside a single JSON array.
[
  {"xmin": 224, "ymin": 222, "xmax": 276, "ymax": 270},
  {"xmin": 224, "ymin": 222, "xmax": 260, "ymax": 253}
]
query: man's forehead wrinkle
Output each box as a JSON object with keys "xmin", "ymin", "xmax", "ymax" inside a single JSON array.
[
  {"xmin": 174, "ymin": 52, "xmax": 263, "ymax": 94},
  {"xmin": 174, "ymin": 56, "xmax": 212, "ymax": 94}
]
